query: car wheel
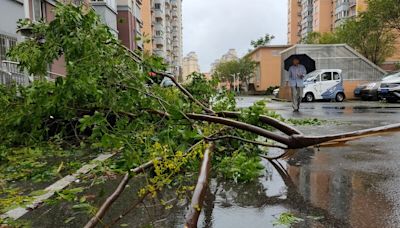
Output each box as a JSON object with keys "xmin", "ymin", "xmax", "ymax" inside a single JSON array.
[
  {"xmin": 335, "ymin": 92, "xmax": 345, "ymax": 102},
  {"xmin": 305, "ymin": 93, "xmax": 314, "ymax": 102}
]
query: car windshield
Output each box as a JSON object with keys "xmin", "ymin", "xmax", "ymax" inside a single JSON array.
[
  {"xmin": 304, "ymin": 71, "xmax": 320, "ymax": 82},
  {"xmin": 382, "ymin": 72, "xmax": 400, "ymax": 81}
]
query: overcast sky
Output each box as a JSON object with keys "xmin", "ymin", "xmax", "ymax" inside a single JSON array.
[{"xmin": 182, "ymin": 0, "xmax": 288, "ymax": 72}]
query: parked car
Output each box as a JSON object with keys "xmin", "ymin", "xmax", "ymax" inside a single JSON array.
[
  {"xmin": 302, "ymin": 69, "xmax": 345, "ymax": 102},
  {"xmin": 378, "ymin": 72, "xmax": 400, "ymax": 102},
  {"xmin": 354, "ymin": 82, "xmax": 380, "ymax": 101}
]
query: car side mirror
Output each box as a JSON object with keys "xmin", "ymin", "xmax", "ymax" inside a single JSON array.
[{"xmin": 313, "ymin": 79, "xmax": 317, "ymax": 83}]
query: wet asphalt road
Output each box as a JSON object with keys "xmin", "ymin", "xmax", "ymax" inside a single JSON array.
[
  {"xmin": 21, "ymin": 97, "xmax": 400, "ymax": 228},
  {"xmin": 235, "ymin": 97, "xmax": 400, "ymax": 228}
]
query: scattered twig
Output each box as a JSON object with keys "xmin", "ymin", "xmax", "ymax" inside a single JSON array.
[
  {"xmin": 84, "ymin": 160, "xmax": 154, "ymax": 228},
  {"xmin": 107, "ymin": 191, "xmax": 151, "ymax": 227}
]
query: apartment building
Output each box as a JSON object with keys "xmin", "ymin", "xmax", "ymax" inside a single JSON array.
[
  {"xmin": 182, "ymin": 51, "xmax": 200, "ymax": 83},
  {"xmin": 0, "ymin": 0, "xmax": 24, "ymax": 63},
  {"xmin": 210, "ymin": 49, "xmax": 239, "ymax": 74},
  {"xmin": 151, "ymin": 0, "xmax": 183, "ymax": 78},
  {"xmin": 288, "ymin": 0, "xmax": 367, "ymax": 44},
  {"xmin": 141, "ymin": 0, "xmax": 152, "ymax": 53},
  {"xmin": 117, "ymin": 0, "xmax": 144, "ymax": 51},
  {"xmin": 287, "ymin": 0, "xmax": 301, "ymax": 45}
]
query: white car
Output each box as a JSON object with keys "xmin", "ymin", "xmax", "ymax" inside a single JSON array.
[{"xmin": 302, "ymin": 69, "xmax": 345, "ymax": 102}]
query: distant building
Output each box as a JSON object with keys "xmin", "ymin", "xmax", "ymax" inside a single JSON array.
[
  {"xmin": 151, "ymin": 0, "xmax": 183, "ymax": 78},
  {"xmin": 182, "ymin": 51, "xmax": 200, "ymax": 83},
  {"xmin": 141, "ymin": 0, "xmax": 153, "ymax": 54},
  {"xmin": 288, "ymin": 0, "xmax": 368, "ymax": 44},
  {"xmin": 117, "ymin": 0, "xmax": 144, "ymax": 51},
  {"xmin": 246, "ymin": 45, "xmax": 292, "ymax": 93},
  {"xmin": 210, "ymin": 49, "xmax": 238, "ymax": 74},
  {"xmin": 288, "ymin": 0, "xmax": 400, "ymax": 69}
]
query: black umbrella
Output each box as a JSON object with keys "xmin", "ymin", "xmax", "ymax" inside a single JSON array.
[{"xmin": 284, "ymin": 54, "xmax": 316, "ymax": 74}]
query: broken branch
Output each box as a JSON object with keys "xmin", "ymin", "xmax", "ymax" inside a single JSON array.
[
  {"xmin": 206, "ymin": 135, "xmax": 287, "ymax": 150},
  {"xmin": 84, "ymin": 160, "xmax": 154, "ymax": 228},
  {"xmin": 217, "ymin": 111, "xmax": 302, "ymax": 136},
  {"xmin": 184, "ymin": 143, "xmax": 215, "ymax": 228}
]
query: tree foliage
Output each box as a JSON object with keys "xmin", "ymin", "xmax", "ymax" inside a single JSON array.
[
  {"xmin": 212, "ymin": 57, "xmax": 257, "ymax": 89},
  {"xmin": 250, "ymin": 34, "xmax": 275, "ymax": 49},
  {"xmin": 0, "ymin": 4, "xmax": 284, "ymax": 201},
  {"xmin": 368, "ymin": 0, "xmax": 400, "ymax": 32}
]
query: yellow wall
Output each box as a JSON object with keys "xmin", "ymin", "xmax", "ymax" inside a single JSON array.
[
  {"xmin": 313, "ymin": 0, "xmax": 333, "ymax": 33},
  {"xmin": 287, "ymin": 0, "xmax": 301, "ymax": 45},
  {"xmin": 248, "ymin": 46, "xmax": 291, "ymax": 92},
  {"xmin": 142, "ymin": 0, "xmax": 153, "ymax": 54}
]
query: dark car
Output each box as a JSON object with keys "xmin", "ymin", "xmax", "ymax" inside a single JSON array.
[
  {"xmin": 378, "ymin": 72, "xmax": 400, "ymax": 102},
  {"xmin": 354, "ymin": 82, "xmax": 380, "ymax": 101}
]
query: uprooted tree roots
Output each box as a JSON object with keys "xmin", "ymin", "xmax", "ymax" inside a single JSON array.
[{"xmin": 1, "ymin": 4, "xmax": 399, "ymax": 228}]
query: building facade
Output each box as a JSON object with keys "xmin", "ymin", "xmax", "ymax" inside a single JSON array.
[
  {"xmin": 247, "ymin": 45, "xmax": 291, "ymax": 93},
  {"xmin": 0, "ymin": 0, "xmax": 25, "ymax": 63},
  {"xmin": 116, "ymin": 0, "xmax": 143, "ymax": 51},
  {"xmin": 288, "ymin": 0, "xmax": 367, "ymax": 44},
  {"xmin": 182, "ymin": 51, "xmax": 200, "ymax": 83},
  {"xmin": 151, "ymin": 0, "xmax": 183, "ymax": 78},
  {"xmin": 141, "ymin": 0, "xmax": 152, "ymax": 53},
  {"xmin": 288, "ymin": 0, "xmax": 399, "ymax": 69},
  {"xmin": 210, "ymin": 49, "xmax": 239, "ymax": 74}
]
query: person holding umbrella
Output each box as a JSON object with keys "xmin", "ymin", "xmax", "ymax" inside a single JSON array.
[{"xmin": 288, "ymin": 58, "xmax": 307, "ymax": 112}]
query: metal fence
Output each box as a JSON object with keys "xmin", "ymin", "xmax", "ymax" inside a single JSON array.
[
  {"xmin": 280, "ymin": 44, "xmax": 387, "ymax": 86},
  {"xmin": 0, "ymin": 61, "xmax": 31, "ymax": 86}
]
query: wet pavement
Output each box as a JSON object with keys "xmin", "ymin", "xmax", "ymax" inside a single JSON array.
[{"xmin": 21, "ymin": 98, "xmax": 400, "ymax": 228}]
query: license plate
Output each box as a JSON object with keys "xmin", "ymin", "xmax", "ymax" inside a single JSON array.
[{"xmin": 381, "ymin": 89, "xmax": 389, "ymax": 94}]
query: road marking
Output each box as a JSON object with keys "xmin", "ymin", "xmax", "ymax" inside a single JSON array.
[{"xmin": 1, "ymin": 153, "xmax": 114, "ymax": 220}]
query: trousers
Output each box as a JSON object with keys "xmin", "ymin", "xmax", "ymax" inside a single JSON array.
[{"xmin": 291, "ymin": 86, "xmax": 303, "ymax": 110}]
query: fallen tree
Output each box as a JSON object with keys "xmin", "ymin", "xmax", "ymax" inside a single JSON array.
[{"xmin": 1, "ymin": 4, "xmax": 399, "ymax": 228}]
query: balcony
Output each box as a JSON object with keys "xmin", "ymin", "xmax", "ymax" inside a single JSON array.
[
  {"xmin": 0, "ymin": 61, "xmax": 30, "ymax": 86},
  {"xmin": 153, "ymin": 8, "xmax": 164, "ymax": 18},
  {"xmin": 153, "ymin": 36, "xmax": 165, "ymax": 45},
  {"xmin": 171, "ymin": 9, "xmax": 178, "ymax": 18}
]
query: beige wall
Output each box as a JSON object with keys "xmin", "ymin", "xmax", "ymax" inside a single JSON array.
[
  {"xmin": 313, "ymin": 0, "xmax": 333, "ymax": 33},
  {"xmin": 141, "ymin": 0, "xmax": 152, "ymax": 54},
  {"xmin": 287, "ymin": 0, "xmax": 301, "ymax": 45},
  {"xmin": 248, "ymin": 46, "xmax": 291, "ymax": 92}
]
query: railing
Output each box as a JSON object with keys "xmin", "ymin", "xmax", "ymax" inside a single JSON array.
[{"xmin": 0, "ymin": 60, "xmax": 31, "ymax": 86}]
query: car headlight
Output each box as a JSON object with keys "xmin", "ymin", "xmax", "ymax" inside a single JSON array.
[{"xmin": 365, "ymin": 83, "xmax": 376, "ymax": 89}]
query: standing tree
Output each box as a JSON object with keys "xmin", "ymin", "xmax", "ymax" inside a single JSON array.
[
  {"xmin": 335, "ymin": 12, "xmax": 396, "ymax": 65},
  {"xmin": 250, "ymin": 34, "xmax": 275, "ymax": 49},
  {"xmin": 212, "ymin": 57, "xmax": 256, "ymax": 92},
  {"xmin": 368, "ymin": 0, "xmax": 400, "ymax": 32},
  {"xmin": 302, "ymin": 32, "xmax": 338, "ymax": 44}
]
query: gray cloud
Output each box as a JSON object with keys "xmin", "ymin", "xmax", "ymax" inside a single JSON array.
[{"xmin": 182, "ymin": 0, "xmax": 288, "ymax": 72}]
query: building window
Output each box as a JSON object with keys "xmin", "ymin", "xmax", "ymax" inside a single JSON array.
[
  {"xmin": 155, "ymin": 30, "xmax": 163, "ymax": 36},
  {"xmin": 0, "ymin": 34, "xmax": 17, "ymax": 62},
  {"xmin": 32, "ymin": 0, "xmax": 46, "ymax": 22},
  {"xmin": 154, "ymin": 3, "xmax": 161, "ymax": 9}
]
